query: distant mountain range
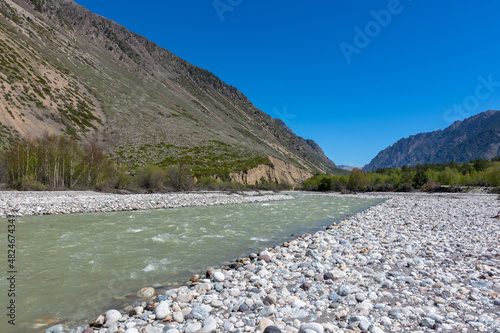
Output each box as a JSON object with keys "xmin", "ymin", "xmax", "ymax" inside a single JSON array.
[
  {"xmin": 364, "ymin": 110, "xmax": 500, "ymax": 171},
  {"xmin": 337, "ymin": 165, "xmax": 358, "ymax": 171},
  {"xmin": 0, "ymin": 0, "xmax": 343, "ymax": 184}
]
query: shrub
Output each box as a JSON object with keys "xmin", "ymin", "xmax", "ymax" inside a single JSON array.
[
  {"xmin": 137, "ymin": 164, "xmax": 166, "ymax": 191},
  {"xmin": 303, "ymin": 178, "xmax": 318, "ymax": 191},
  {"xmin": 18, "ymin": 175, "xmax": 48, "ymax": 191},
  {"xmin": 374, "ymin": 182, "xmax": 394, "ymax": 192},
  {"xmin": 197, "ymin": 176, "xmax": 219, "ymax": 190},
  {"xmin": 108, "ymin": 164, "xmax": 133, "ymax": 190},
  {"xmin": 422, "ymin": 178, "xmax": 439, "ymax": 192},
  {"xmin": 0, "ymin": 152, "xmax": 7, "ymax": 184},
  {"xmin": 167, "ymin": 164, "xmax": 194, "ymax": 191}
]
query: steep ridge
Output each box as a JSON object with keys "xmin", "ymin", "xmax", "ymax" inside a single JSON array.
[
  {"xmin": 0, "ymin": 0, "xmax": 341, "ymax": 180},
  {"xmin": 364, "ymin": 110, "xmax": 500, "ymax": 171}
]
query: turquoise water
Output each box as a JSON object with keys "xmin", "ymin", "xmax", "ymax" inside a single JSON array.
[{"xmin": 0, "ymin": 193, "xmax": 383, "ymax": 332}]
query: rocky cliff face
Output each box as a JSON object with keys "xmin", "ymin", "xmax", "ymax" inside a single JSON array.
[
  {"xmin": 230, "ymin": 156, "xmax": 313, "ymax": 187},
  {"xmin": 364, "ymin": 110, "xmax": 500, "ymax": 171},
  {"xmin": 0, "ymin": 0, "xmax": 341, "ymax": 178}
]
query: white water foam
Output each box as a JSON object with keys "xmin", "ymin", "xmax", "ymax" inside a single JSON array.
[
  {"xmin": 152, "ymin": 236, "xmax": 166, "ymax": 242},
  {"xmin": 143, "ymin": 264, "xmax": 156, "ymax": 272},
  {"xmin": 126, "ymin": 228, "xmax": 143, "ymax": 233}
]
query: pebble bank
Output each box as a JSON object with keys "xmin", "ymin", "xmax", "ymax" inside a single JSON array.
[
  {"xmin": 0, "ymin": 191, "xmax": 292, "ymax": 217},
  {"xmin": 16, "ymin": 192, "xmax": 500, "ymax": 332}
]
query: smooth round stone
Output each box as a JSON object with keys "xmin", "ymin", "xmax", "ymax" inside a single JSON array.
[
  {"xmin": 380, "ymin": 316, "xmax": 392, "ymax": 326},
  {"xmin": 132, "ymin": 306, "xmax": 143, "ymax": 315},
  {"xmin": 298, "ymin": 323, "xmax": 324, "ymax": 333},
  {"xmin": 471, "ymin": 281, "xmax": 491, "ymax": 289},
  {"xmin": 427, "ymin": 312, "xmax": 443, "ymax": 323},
  {"xmin": 211, "ymin": 299, "xmax": 223, "ymax": 307},
  {"xmin": 214, "ymin": 283, "xmax": 224, "ymax": 292},
  {"xmin": 301, "ymin": 282, "xmax": 312, "ymax": 291},
  {"xmin": 45, "ymin": 325, "xmax": 65, "ymax": 333},
  {"xmin": 264, "ymin": 294, "xmax": 277, "ymax": 305},
  {"xmin": 328, "ymin": 292, "xmax": 343, "ymax": 303},
  {"xmin": 155, "ymin": 301, "xmax": 171, "ymax": 320},
  {"xmin": 124, "ymin": 329, "xmax": 139, "ymax": 333},
  {"xmin": 260, "ymin": 250, "xmax": 272, "ymax": 257},
  {"xmin": 263, "ymin": 326, "xmax": 282, "ymax": 333},
  {"xmin": 173, "ymin": 311, "xmax": 184, "ymax": 323},
  {"xmin": 420, "ymin": 317, "xmax": 435, "ymax": 328},
  {"xmin": 313, "ymin": 274, "xmax": 324, "ymax": 281},
  {"xmin": 191, "ymin": 305, "xmax": 209, "ymax": 320},
  {"xmin": 138, "ymin": 287, "xmax": 155, "ymax": 298},
  {"xmin": 82, "ymin": 329, "xmax": 94, "ymax": 333},
  {"xmin": 259, "ymin": 255, "xmax": 271, "ymax": 262},
  {"xmin": 258, "ymin": 306, "xmax": 278, "ymax": 317},
  {"xmin": 203, "ymin": 316, "xmax": 217, "ymax": 333},
  {"xmin": 213, "ymin": 272, "xmax": 225, "ymax": 282},
  {"xmin": 229, "ymin": 288, "xmax": 241, "ymax": 297},
  {"xmin": 105, "ymin": 309, "xmax": 122, "ymax": 323},
  {"xmin": 291, "ymin": 309, "xmax": 309, "ymax": 319},
  {"xmin": 177, "ymin": 293, "xmax": 191, "ymax": 303},
  {"xmin": 239, "ymin": 304, "xmax": 249, "ymax": 312},
  {"xmin": 338, "ymin": 285, "xmax": 351, "ymax": 296},
  {"xmin": 323, "ymin": 272, "xmax": 334, "ymax": 280},
  {"xmin": 292, "ymin": 299, "xmax": 306, "ymax": 308},
  {"xmin": 184, "ymin": 322, "xmax": 202, "ymax": 333},
  {"xmin": 355, "ymin": 293, "xmax": 366, "ymax": 302},
  {"xmin": 435, "ymin": 296, "xmax": 445, "ymax": 304}
]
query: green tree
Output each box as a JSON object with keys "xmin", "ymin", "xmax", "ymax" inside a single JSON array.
[
  {"xmin": 473, "ymin": 159, "xmax": 489, "ymax": 172},
  {"xmin": 412, "ymin": 167, "xmax": 428, "ymax": 188},
  {"xmin": 318, "ymin": 176, "xmax": 333, "ymax": 191},
  {"xmin": 349, "ymin": 168, "xmax": 371, "ymax": 191}
]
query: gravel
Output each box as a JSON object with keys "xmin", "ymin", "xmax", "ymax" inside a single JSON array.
[
  {"xmin": 0, "ymin": 190, "xmax": 292, "ymax": 217},
  {"xmin": 25, "ymin": 191, "xmax": 500, "ymax": 333}
]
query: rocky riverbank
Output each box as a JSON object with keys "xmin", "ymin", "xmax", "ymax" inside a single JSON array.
[
  {"xmin": 43, "ymin": 193, "xmax": 500, "ymax": 332},
  {"xmin": 0, "ymin": 191, "xmax": 292, "ymax": 217}
]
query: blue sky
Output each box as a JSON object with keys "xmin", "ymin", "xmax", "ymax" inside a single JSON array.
[{"xmin": 74, "ymin": 0, "xmax": 500, "ymax": 167}]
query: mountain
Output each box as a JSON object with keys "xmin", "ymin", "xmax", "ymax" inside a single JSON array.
[
  {"xmin": 0, "ymin": 0, "xmax": 341, "ymax": 184},
  {"xmin": 337, "ymin": 165, "xmax": 357, "ymax": 171},
  {"xmin": 364, "ymin": 110, "xmax": 500, "ymax": 171}
]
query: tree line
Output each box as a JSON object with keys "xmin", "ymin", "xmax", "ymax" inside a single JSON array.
[
  {"xmin": 0, "ymin": 134, "xmax": 291, "ymax": 192},
  {"xmin": 303, "ymin": 158, "xmax": 500, "ymax": 193}
]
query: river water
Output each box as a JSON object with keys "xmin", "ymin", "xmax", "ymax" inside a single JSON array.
[{"xmin": 0, "ymin": 193, "xmax": 383, "ymax": 332}]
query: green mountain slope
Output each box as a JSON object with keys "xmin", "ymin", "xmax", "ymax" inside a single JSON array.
[{"xmin": 0, "ymin": 0, "xmax": 342, "ymax": 181}]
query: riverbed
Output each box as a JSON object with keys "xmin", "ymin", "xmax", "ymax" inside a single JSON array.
[{"xmin": 0, "ymin": 192, "xmax": 383, "ymax": 332}]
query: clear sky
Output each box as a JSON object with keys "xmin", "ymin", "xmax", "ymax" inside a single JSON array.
[{"xmin": 74, "ymin": 0, "xmax": 500, "ymax": 167}]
